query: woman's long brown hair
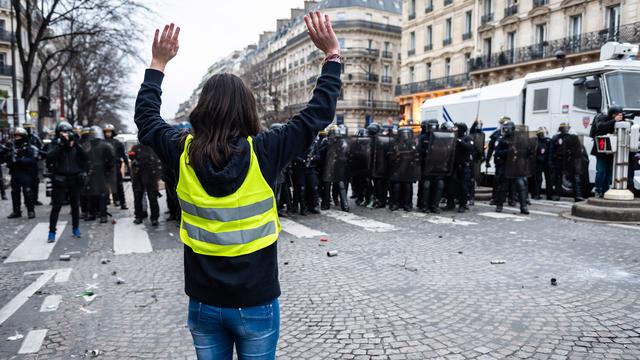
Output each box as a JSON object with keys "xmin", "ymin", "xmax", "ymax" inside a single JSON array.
[{"xmin": 187, "ymin": 73, "xmax": 261, "ymax": 170}]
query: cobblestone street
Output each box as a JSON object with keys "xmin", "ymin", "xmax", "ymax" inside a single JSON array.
[{"xmin": 1, "ymin": 187, "xmax": 639, "ymax": 359}]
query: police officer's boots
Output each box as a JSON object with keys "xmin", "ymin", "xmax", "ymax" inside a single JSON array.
[
  {"xmin": 402, "ymin": 183, "xmax": 413, "ymax": 212},
  {"xmin": 517, "ymin": 179, "xmax": 529, "ymax": 215},
  {"xmin": 389, "ymin": 182, "xmax": 400, "ymax": 211},
  {"xmin": 573, "ymin": 175, "xmax": 584, "ymax": 202},
  {"xmin": 430, "ymin": 180, "xmax": 444, "ymax": 214},
  {"xmin": 338, "ymin": 181, "xmax": 349, "ymax": 212}
]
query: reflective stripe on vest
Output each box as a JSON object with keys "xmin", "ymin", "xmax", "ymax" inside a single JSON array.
[{"xmin": 176, "ymin": 135, "xmax": 281, "ymax": 257}]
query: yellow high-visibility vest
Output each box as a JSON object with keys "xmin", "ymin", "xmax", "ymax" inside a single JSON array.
[{"xmin": 177, "ymin": 135, "xmax": 281, "ymax": 257}]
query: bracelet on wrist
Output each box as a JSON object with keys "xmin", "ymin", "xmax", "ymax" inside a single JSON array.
[{"xmin": 323, "ymin": 53, "xmax": 342, "ymax": 64}]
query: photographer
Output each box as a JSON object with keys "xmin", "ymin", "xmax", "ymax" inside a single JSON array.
[
  {"xmin": 591, "ymin": 106, "xmax": 623, "ymax": 197},
  {"xmin": 46, "ymin": 122, "xmax": 88, "ymax": 243}
]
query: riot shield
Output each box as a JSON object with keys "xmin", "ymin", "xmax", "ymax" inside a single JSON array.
[
  {"xmin": 388, "ymin": 138, "xmax": 420, "ymax": 182},
  {"xmin": 372, "ymin": 136, "xmax": 390, "ymax": 179},
  {"xmin": 422, "ymin": 131, "xmax": 456, "ymax": 177},
  {"xmin": 564, "ymin": 134, "xmax": 585, "ymax": 176},
  {"xmin": 348, "ymin": 137, "xmax": 372, "ymax": 178},
  {"xmin": 471, "ymin": 132, "xmax": 485, "ymax": 179},
  {"xmin": 322, "ymin": 137, "xmax": 350, "ymax": 182},
  {"xmin": 505, "ymin": 125, "xmax": 534, "ymax": 179}
]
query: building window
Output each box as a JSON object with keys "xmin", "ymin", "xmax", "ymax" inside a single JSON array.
[
  {"xmin": 506, "ymin": 31, "xmax": 516, "ymax": 62},
  {"xmin": 426, "ymin": 62, "xmax": 432, "ymax": 80},
  {"xmin": 426, "ymin": 0, "xmax": 434, "ymax": 12},
  {"xmin": 384, "ymin": 41, "xmax": 390, "ymax": 52},
  {"xmin": 383, "ymin": 64, "xmax": 390, "ymax": 77},
  {"xmin": 606, "ymin": 5, "xmax": 620, "ymax": 39},
  {"xmin": 0, "ymin": 53, "xmax": 5, "ymax": 67},
  {"xmin": 444, "ymin": 58, "xmax": 451, "ymax": 78},
  {"xmin": 464, "ymin": 11, "xmax": 472, "ymax": 35},
  {"xmin": 464, "ymin": 53, "xmax": 471, "ymax": 73},
  {"xmin": 445, "ymin": 18, "xmax": 452, "ymax": 42},
  {"xmin": 484, "ymin": 0, "xmax": 492, "ymax": 16},
  {"xmin": 573, "ymin": 82, "xmax": 588, "ymax": 110},
  {"xmin": 368, "ymin": 39, "xmax": 373, "ymax": 49},
  {"xmin": 0, "ymin": 20, "xmax": 5, "ymax": 32},
  {"xmin": 410, "ymin": 66, "xmax": 415, "ymax": 82},
  {"xmin": 533, "ymin": 88, "xmax": 549, "ymax": 112},
  {"xmin": 409, "ymin": 0, "xmax": 416, "ymax": 19},
  {"xmin": 409, "ymin": 31, "xmax": 416, "ymax": 56},
  {"xmin": 569, "ymin": 15, "xmax": 582, "ymax": 52},
  {"xmin": 483, "ymin": 37, "xmax": 492, "ymax": 56},
  {"xmin": 425, "ymin": 25, "xmax": 433, "ymax": 50},
  {"xmin": 535, "ymin": 23, "xmax": 546, "ymax": 57}
]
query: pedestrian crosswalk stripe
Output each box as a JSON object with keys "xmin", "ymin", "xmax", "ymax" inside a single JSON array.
[
  {"xmin": 39, "ymin": 295, "xmax": 62, "ymax": 312},
  {"xmin": 609, "ymin": 224, "xmax": 640, "ymax": 231},
  {"xmin": 0, "ymin": 270, "xmax": 61, "ymax": 326},
  {"xmin": 4, "ymin": 222, "xmax": 67, "ymax": 263},
  {"xmin": 114, "ymin": 217, "xmax": 153, "ymax": 255},
  {"xmin": 322, "ymin": 210, "xmax": 396, "ymax": 232},
  {"xmin": 401, "ymin": 212, "xmax": 478, "ymax": 226},
  {"xmin": 475, "ymin": 203, "xmax": 558, "ymax": 217},
  {"xmin": 279, "ymin": 218, "xmax": 327, "ymax": 238},
  {"xmin": 478, "ymin": 212, "xmax": 528, "ymax": 221},
  {"xmin": 531, "ymin": 199, "xmax": 573, "ymax": 209},
  {"xmin": 18, "ymin": 329, "xmax": 48, "ymax": 354}
]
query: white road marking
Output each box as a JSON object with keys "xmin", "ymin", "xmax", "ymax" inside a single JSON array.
[
  {"xmin": 403, "ymin": 212, "xmax": 477, "ymax": 226},
  {"xmin": 0, "ymin": 269, "xmax": 71, "ymax": 326},
  {"xmin": 4, "ymin": 222, "xmax": 67, "ymax": 263},
  {"xmin": 609, "ymin": 224, "xmax": 640, "ymax": 231},
  {"xmin": 39, "ymin": 295, "xmax": 62, "ymax": 312},
  {"xmin": 53, "ymin": 268, "xmax": 72, "ymax": 283},
  {"xmin": 475, "ymin": 203, "xmax": 558, "ymax": 217},
  {"xmin": 531, "ymin": 199, "xmax": 573, "ymax": 209},
  {"xmin": 113, "ymin": 217, "xmax": 153, "ymax": 254},
  {"xmin": 279, "ymin": 218, "xmax": 327, "ymax": 238},
  {"xmin": 478, "ymin": 212, "xmax": 529, "ymax": 221},
  {"xmin": 18, "ymin": 329, "xmax": 48, "ymax": 354},
  {"xmin": 323, "ymin": 210, "xmax": 396, "ymax": 232}
]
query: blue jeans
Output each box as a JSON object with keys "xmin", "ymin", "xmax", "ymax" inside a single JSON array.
[
  {"xmin": 187, "ymin": 298, "xmax": 280, "ymax": 360},
  {"xmin": 595, "ymin": 157, "xmax": 613, "ymax": 194}
]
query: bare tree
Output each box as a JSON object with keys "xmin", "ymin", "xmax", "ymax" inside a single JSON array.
[
  {"xmin": 11, "ymin": 0, "xmax": 147, "ymax": 117},
  {"xmin": 243, "ymin": 61, "xmax": 282, "ymax": 126}
]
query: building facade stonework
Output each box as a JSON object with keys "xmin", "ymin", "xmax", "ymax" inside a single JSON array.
[
  {"xmin": 177, "ymin": 0, "xmax": 404, "ymax": 131},
  {"xmin": 397, "ymin": 0, "xmax": 640, "ymax": 124}
]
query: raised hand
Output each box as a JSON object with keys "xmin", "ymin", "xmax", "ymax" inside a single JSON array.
[
  {"xmin": 151, "ymin": 23, "xmax": 181, "ymax": 73},
  {"xmin": 304, "ymin": 11, "xmax": 340, "ymax": 56}
]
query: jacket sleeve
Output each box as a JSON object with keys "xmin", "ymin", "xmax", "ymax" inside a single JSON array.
[
  {"xmin": 134, "ymin": 69, "xmax": 182, "ymax": 172},
  {"xmin": 76, "ymin": 145, "xmax": 89, "ymax": 173},
  {"xmin": 595, "ymin": 119, "xmax": 616, "ymax": 134},
  {"xmin": 46, "ymin": 142, "xmax": 62, "ymax": 171},
  {"xmin": 254, "ymin": 61, "xmax": 342, "ymax": 184}
]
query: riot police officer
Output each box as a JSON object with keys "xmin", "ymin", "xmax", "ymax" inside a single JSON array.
[
  {"xmin": 82, "ymin": 126, "xmax": 115, "ymax": 223},
  {"xmin": 304, "ymin": 136, "xmax": 322, "ymax": 214},
  {"xmin": 487, "ymin": 116, "xmax": 511, "ymax": 205},
  {"xmin": 7, "ymin": 127, "xmax": 39, "ymax": 219},
  {"xmin": 23, "ymin": 124, "xmax": 44, "ymax": 206},
  {"xmin": 494, "ymin": 120, "xmax": 531, "ymax": 214},
  {"xmin": 130, "ymin": 142, "xmax": 162, "ymax": 226},
  {"xmin": 321, "ymin": 126, "xmax": 350, "ymax": 212},
  {"xmin": 0, "ymin": 141, "xmax": 9, "ymax": 200},
  {"xmin": 46, "ymin": 122, "xmax": 88, "ymax": 242},
  {"xmin": 417, "ymin": 119, "xmax": 448, "ymax": 213},
  {"xmin": 371, "ymin": 123, "xmax": 390, "ymax": 208},
  {"xmin": 532, "ymin": 127, "xmax": 551, "ymax": 200},
  {"xmin": 388, "ymin": 127, "xmax": 419, "ymax": 212},
  {"xmin": 103, "ymin": 124, "xmax": 129, "ymax": 210},
  {"xmin": 453, "ymin": 123, "xmax": 475, "ymax": 212},
  {"xmin": 291, "ymin": 152, "xmax": 308, "ymax": 215},
  {"xmin": 349, "ymin": 127, "xmax": 374, "ymax": 207},
  {"xmin": 549, "ymin": 123, "xmax": 585, "ymax": 202}
]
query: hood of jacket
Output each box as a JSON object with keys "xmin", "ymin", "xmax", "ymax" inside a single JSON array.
[{"xmin": 191, "ymin": 137, "xmax": 251, "ymax": 198}]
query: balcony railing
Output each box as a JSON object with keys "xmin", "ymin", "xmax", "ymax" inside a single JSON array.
[
  {"xmin": 408, "ymin": 49, "xmax": 415, "ymax": 57},
  {"xmin": 462, "ymin": 32, "xmax": 473, "ymax": 40},
  {"xmin": 346, "ymin": 73, "xmax": 380, "ymax": 82},
  {"xmin": 382, "ymin": 51, "xmax": 393, "ymax": 59},
  {"xmin": 342, "ymin": 47, "xmax": 380, "ymax": 58},
  {"xmin": 443, "ymin": 38, "xmax": 452, "ymax": 46},
  {"xmin": 395, "ymin": 73, "xmax": 470, "ymax": 96},
  {"xmin": 424, "ymin": 44, "xmax": 433, "ymax": 51},
  {"xmin": 0, "ymin": 30, "xmax": 13, "ymax": 43},
  {"xmin": 481, "ymin": 13, "xmax": 494, "ymax": 25},
  {"xmin": 339, "ymin": 100, "xmax": 400, "ymax": 111},
  {"xmin": 425, "ymin": 5, "xmax": 433, "ymax": 13},
  {"xmin": 444, "ymin": 0, "xmax": 453, "ymax": 5},
  {"xmin": 381, "ymin": 76, "xmax": 393, "ymax": 84},
  {"xmin": 504, "ymin": 4, "xmax": 518, "ymax": 17},
  {"xmin": 0, "ymin": 65, "xmax": 12, "ymax": 77},
  {"xmin": 469, "ymin": 22, "xmax": 640, "ymax": 72},
  {"xmin": 409, "ymin": 13, "xmax": 416, "ymax": 20},
  {"xmin": 533, "ymin": 0, "xmax": 548, "ymax": 8}
]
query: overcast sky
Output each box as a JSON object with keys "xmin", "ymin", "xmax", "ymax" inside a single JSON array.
[{"xmin": 124, "ymin": 0, "xmax": 305, "ymax": 131}]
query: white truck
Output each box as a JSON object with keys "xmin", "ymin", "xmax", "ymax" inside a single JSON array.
[{"xmin": 421, "ymin": 42, "xmax": 640, "ymax": 183}]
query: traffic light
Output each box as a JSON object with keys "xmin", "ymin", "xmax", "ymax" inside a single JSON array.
[{"xmin": 595, "ymin": 135, "xmax": 616, "ymax": 154}]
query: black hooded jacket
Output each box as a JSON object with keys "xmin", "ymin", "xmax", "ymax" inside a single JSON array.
[{"xmin": 134, "ymin": 62, "xmax": 341, "ymax": 308}]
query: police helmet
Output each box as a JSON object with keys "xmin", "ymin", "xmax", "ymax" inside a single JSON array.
[
  {"xmin": 608, "ymin": 106, "xmax": 624, "ymax": 118},
  {"xmin": 441, "ymin": 121, "xmax": 455, "ymax": 131},
  {"xmin": 536, "ymin": 126, "xmax": 548, "ymax": 136},
  {"xmin": 499, "ymin": 116, "xmax": 511, "ymax": 125},
  {"xmin": 558, "ymin": 122, "xmax": 571, "ymax": 134},
  {"xmin": 56, "ymin": 121, "xmax": 73, "ymax": 134},
  {"xmin": 398, "ymin": 126, "xmax": 413, "ymax": 140},
  {"xmin": 89, "ymin": 126, "xmax": 105, "ymax": 140},
  {"xmin": 176, "ymin": 121, "xmax": 192, "ymax": 131},
  {"xmin": 14, "ymin": 127, "xmax": 27, "ymax": 137},
  {"xmin": 102, "ymin": 123, "xmax": 116, "ymax": 136},
  {"xmin": 269, "ymin": 122, "xmax": 283, "ymax": 130},
  {"xmin": 500, "ymin": 121, "xmax": 516, "ymax": 137},
  {"xmin": 367, "ymin": 122, "xmax": 381, "ymax": 136},
  {"xmin": 327, "ymin": 125, "xmax": 338, "ymax": 137},
  {"xmin": 455, "ymin": 122, "xmax": 468, "ymax": 137}
]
